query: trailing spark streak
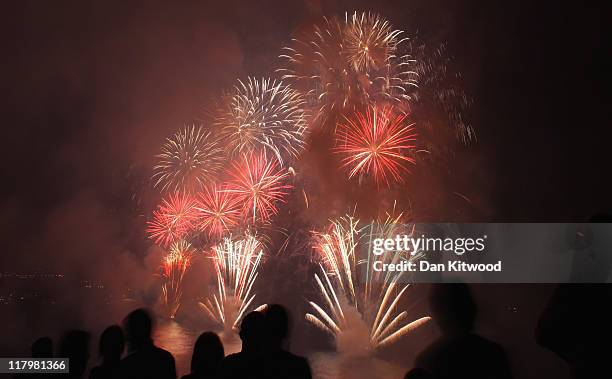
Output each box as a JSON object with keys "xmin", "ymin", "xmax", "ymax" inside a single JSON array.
[
  {"xmin": 199, "ymin": 234, "xmax": 264, "ymax": 333},
  {"xmin": 307, "ymin": 214, "xmax": 430, "ymax": 353},
  {"xmin": 161, "ymin": 240, "xmax": 195, "ymax": 319},
  {"xmin": 411, "ymin": 42, "xmax": 475, "ymax": 145}
]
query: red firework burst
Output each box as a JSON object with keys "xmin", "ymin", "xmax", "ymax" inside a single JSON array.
[
  {"xmin": 146, "ymin": 192, "xmax": 198, "ymax": 247},
  {"xmin": 161, "ymin": 240, "xmax": 195, "ymax": 318},
  {"xmin": 195, "ymin": 183, "xmax": 242, "ymax": 239},
  {"xmin": 334, "ymin": 106, "xmax": 417, "ymax": 186},
  {"xmin": 227, "ymin": 153, "xmax": 292, "ymax": 223}
]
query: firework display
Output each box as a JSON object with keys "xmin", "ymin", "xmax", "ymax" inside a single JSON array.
[
  {"xmin": 411, "ymin": 42, "xmax": 475, "ymax": 145},
  {"xmin": 195, "ymin": 183, "xmax": 242, "ymax": 239},
  {"xmin": 199, "ymin": 234, "xmax": 264, "ymax": 332},
  {"xmin": 142, "ymin": 9, "xmax": 472, "ymax": 360},
  {"xmin": 226, "ymin": 152, "xmax": 292, "ymax": 224},
  {"xmin": 161, "ymin": 240, "xmax": 196, "ymax": 318},
  {"xmin": 146, "ymin": 192, "xmax": 198, "ymax": 247},
  {"xmin": 152, "ymin": 125, "xmax": 225, "ymax": 193},
  {"xmin": 334, "ymin": 106, "xmax": 417, "ymax": 186},
  {"xmin": 216, "ymin": 78, "xmax": 307, "ymax": 166},
  {"xmin": 344, "ymin": 12, "xmax": 404, "ymax": 73},
  {"xmin": 306, "ymin": 215, "xmax": 430, "ymax": 353},
  {"xmin": 278, "ymin": 11, "xmax": 417, "ymax": 121}
]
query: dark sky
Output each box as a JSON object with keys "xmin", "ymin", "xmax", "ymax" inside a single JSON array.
[
  {"xmin": 0, "ymin": 2, "xmax": 608, "ymax": 377},
  {"xmin": 0, "ymin": 0, "xmax": 608, "ymax": 282},
  {"xmin": 0, "ymin": 0, "xmax": 608, "ymax": 291},
  {"xmin": 0, "ymin": 0, "xmax": 607, "ymax": 275}
]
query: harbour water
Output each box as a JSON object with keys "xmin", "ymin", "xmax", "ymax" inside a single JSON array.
[{"xmin": 153, "ymin": 320, "xmax": 407, "ymax": 378}]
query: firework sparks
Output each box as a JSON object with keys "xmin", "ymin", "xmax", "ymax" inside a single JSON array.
[
  {"xmin": 278, "ymin": 12, "xmax": 417, "ymax": 121},
  {"xmin": 307, "ymin": 215, "xmax": 430, "ymax": 353},
  {"xmin": 199, "ymin": 234, "xmax": 264, "ymax": 332},
  {"xmin": 411, "ymin": 42, "xmax": 475, "ymax": 145},
  {"xmin": 344, "ymin": 12, "xmax": 404, "ymax": 73},
  {"xmin": 195, "ymin": 183, "xmax": 242, "ymax": 240},
  {"xmin": 216, "ymin": 78, "xmax": 307, "ymax": 166},
  {"xmin": 152, "ymin": 125, "xmax": 225, "ymax": 193},
  {"xmin": 146, "ymin": 192, "xmax": 198, "ymax": 247},
  {"xmin": 226, "ymin": 153, "xmax": 292, "ymax": 224},
  {"xmin": 334, "ymin": 106, "xmax": 417, "ymax": 186},
  {"xmin": 161, "ymin": 240, "xmax": 196, "ymax": 319}
]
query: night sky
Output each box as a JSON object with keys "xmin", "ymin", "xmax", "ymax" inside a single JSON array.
[
  {"xmin": 1, "ymin": 0, "xmax": 609, "ymax": 268},
  {"xmin": 0, "ymin": 1, "xmax": 608, "ymax": 377}
]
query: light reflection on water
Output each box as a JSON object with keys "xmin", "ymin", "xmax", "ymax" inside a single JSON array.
[
  {"xmin": 310, "ymin": 352, "xmax": 407, "ymax": 379},
  {"xmin": 153, "ymin": 321, "xmax": 197, "ymax": 376},
  {"xmin": 153, "ymin": 321, "xmax": 406, "ymax": 378},
  {"xmin": 153, "ymin": 320, "xmax": 241, "ymax": 377}
]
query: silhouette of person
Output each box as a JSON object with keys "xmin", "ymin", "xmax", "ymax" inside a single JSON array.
[
  {"xmin": 404, "ymin": 368, "xmax": 433, "ymax": 379},
  {"xmin": 119, "ymin": 308, "xmax": 177, "ymax": 379},
  {"xmin": 18, "ymin": 337, "xmax": 54, "ymax": 379},
  {"xmin": 59, "ymin": 330, "xmax": 91, "ymax": 379},
  {"xmin": 89, "ymin": 325, "xmax": 125, "ymax": 379},
  {"xmin": 218, "ymin": 311, "xmax": 266, "ymax": 379},
  {"xmin": 260, "ymin": 304, "xmax": 311, "ymax": 379},
  {"xmin": 31, "ymin": 337, "xmax": 53, "ymax": 358},
  {"xmin": 181, "ymin": 332, "xmax": 224, "ymax": 379},
  {"xmin": 536, "ymin": 213, "xmax": 612, "ymax": 379},
  {"xmin": 407, "ymin": 283, "xmax": 511, "ymax": 379}
]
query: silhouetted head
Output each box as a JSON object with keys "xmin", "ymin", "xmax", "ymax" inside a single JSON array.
[
  {"xmin": 405, "ymin": 368, "xmax": 434, "ymax": 379},
  {"xmin": 429, "ymin": 283, "xmax": 476, "ymax": 336},
  {"xmin": 99, "ymin": 325, "xmax": 124, "ymax": 363},
  {"xmin": 589, "ymin": 213, "xmax": 612, "ymax": 223},
  {"xmin": 191, "ymin": 331, "xmax": 224, "ymax": 374},
  {"xmin": 123, "ymin": 308, "xmax": 153, "ymax": 351},
  {"xmin": 239, "ymin": 311, "xmax": 264, "ymax": 350},
  {"xmin": 31, "ymin": 336, "xmax": 52, "ymax": 358},
  {"xmin": 59, "ymin": 330, "xmax": 90, "ymax": 378},
  {"xmin": 263, "ymin": 304, "xmax": 290, "ymax": 349},
  {"xmin": 568, "ymin": 212, "xmax": 612, "ymax": 282}
]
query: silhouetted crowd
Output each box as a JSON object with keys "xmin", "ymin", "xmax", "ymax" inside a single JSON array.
[
  {"xmin": 20, "ymin": 303, "xmax": 311, "ymax": 379},
  {"xmin": 17, "ymin": 280, "xmax": 612, "ymax": 379}
]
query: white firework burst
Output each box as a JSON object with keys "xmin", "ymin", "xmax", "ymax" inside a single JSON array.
[
  {"xmin": 278, "ymin": 12, "xmax": 418, "ymax": 121},
  {"xmin": 152, "ymin": 125, "xmax": 224, "ymax": 193},
  {"xmin": 216, "ymin": 77, "xmax": 307, "ymax": 166},
  {"xmin": 199, "ymin": 234, "xmax": 264, "ymax": 333},
  {"xmin": 306, "ymin": 213, "xmax": 430, "ymax": 354}
]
